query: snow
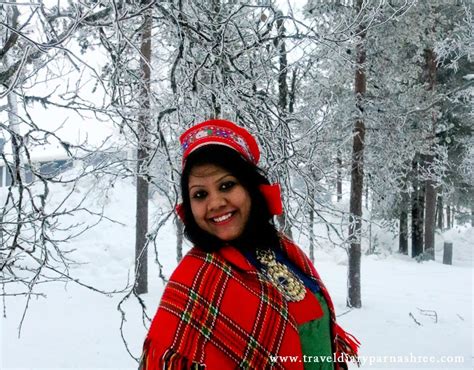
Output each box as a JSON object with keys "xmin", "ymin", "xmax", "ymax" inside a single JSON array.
[{"xmin": 1, "ymin": 175, "xmax": 472, "ymax": 370}]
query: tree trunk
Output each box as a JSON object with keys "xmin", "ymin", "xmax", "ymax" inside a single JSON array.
[
  {"xmin": 5, "ymin": 41, "xmax": 23, "ymax": 183},
  {"xmin": 289, "ymin": 68, "xmax": 297, "ymax": 114},
  {"xmin": 276, "ymin": 11, "xmax": 288, "ymax": 117},
  {"xmin": 176, "ymin": 216, "xmax": 184, "ymax": 263},
  {"xmin": 210, "ymin": 0, "xmax": 222, "ymax": 118},
  {"xmin": 471, "ymin": 205, "xmax": 474, "ymax": 227},
  {"xmin": 7, "ymin": 82, "xmax": 22, "ymax": 183},
  {"xmin": 446, "ymin": 204, "xmax": 451, "ymax": 229},
  {"xmin": 134, "ymin": 3, "xmax": 152, "ymax": 295},
  {"xmin": 364, "ymin": 178, "xmax": 369, "ymax": 210},
  {"xmin": 411, "ymin": 155, "xmax": 424, "ymax": 258},
  {"xmin": 424, "ymin": 155, "xmax": 437, "ymax": 260},
  {"xmin": 275, "ymin": 10, "xmax": 293, "ymax": 239},
  {"xmin": 436, "ymin": 195, "xmax": 443, "ymax": 230},
  {"xmin": 336, "ymin": 150, "xmax": 342, "ymax": 202},
  {"xmin": 309, "ymin": 192, "xmax": 315, "ymax": 263},
  {"xmin": 347, "ymin": 0, "xmax": 365, "ymax": 309},
  {"xmin": 368, "ymin": 209, "xmax": 373, "ymax": 255},
  {"xmin": 399, "ymin": 192, "xmax": 408, "ymax": 254},
  {"xmin": 5, "ymin": 50, "xmax": 23, "ymax": 248},
  {"xmin": 423, "ymin": 48, "xmax": 437, "ymax": 260}
]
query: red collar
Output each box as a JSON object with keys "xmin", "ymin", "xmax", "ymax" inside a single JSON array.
[{"xmin": 218, "ymin": 245, "xmax": 255, "ymax": 271}]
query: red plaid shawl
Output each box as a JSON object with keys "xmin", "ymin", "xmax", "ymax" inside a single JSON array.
[{"xmin": 140, "ymin": 237, "xmax": 360, "ymax": 369}]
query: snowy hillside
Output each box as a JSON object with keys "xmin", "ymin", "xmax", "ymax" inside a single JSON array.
[{"xmin": 1, "ymin": 175, "xmax": 472, "ymax": 370}]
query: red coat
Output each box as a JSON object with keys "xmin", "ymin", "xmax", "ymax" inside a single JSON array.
[{"xmin": 140, "ymin": 237, "xmax": 360, "ymax": 369}]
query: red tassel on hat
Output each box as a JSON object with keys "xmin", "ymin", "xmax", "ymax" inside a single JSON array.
[
  {"xmin": 259, "ymin": 183, "xmax": 283, "ymax": 216},
  {"xmin": 175, "ymin": 203, "xmax": 185, "ymax": 222}
]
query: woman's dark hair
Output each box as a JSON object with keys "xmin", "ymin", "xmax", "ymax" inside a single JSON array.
[{"xmin": 180, "ymin": 145, "xmax": 280, "ymax": 252}]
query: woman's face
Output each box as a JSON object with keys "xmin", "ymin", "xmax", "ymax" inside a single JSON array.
[{"xmin": 188, "ymin": 164, "xmax": 251, "ymax": 242}]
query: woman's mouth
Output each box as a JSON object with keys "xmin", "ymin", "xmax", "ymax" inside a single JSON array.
[{"xmin": 210, "ymin": 212, "xmax": 235, "ymax": 224}]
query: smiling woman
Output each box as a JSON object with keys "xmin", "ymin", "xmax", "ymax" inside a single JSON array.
[
  {"xmin": 139, "ymin": 119, "xmax": 360, "ymax": 370},
  {"xmin": 188, "ymin": 164, "xmax": 251, "ymax": 242}
]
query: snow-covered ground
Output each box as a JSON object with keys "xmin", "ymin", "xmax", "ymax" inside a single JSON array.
[{"xmin": 1, "ymin": 176, "xmax": 472, "ymax": 370}]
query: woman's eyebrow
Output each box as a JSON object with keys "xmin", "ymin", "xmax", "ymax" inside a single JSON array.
[
  {"xmin": 189, "ymin": 174, "xmax": 233, "ymax": 190},
  {"xmin": 189, "ymin": 184, "xmax": 203, "ymax": 191},
  {"xmin": 215, "ymin": 173, "xmax": 233, "ymax": 183}
]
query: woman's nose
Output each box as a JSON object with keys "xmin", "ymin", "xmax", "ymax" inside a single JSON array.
[{"xmin": 207, "ymin": 191, "xmax": 226, "ymax": 211}]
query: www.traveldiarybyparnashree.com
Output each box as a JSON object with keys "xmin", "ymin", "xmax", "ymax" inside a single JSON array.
[{"xmin": 270, "ymin": 353, "xmax": 466, "ymax": 366}]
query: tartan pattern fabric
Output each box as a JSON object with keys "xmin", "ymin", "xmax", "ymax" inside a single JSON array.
[{"xmin": 140, "ymin": 237, "xmax": 360, "ymax": 370}]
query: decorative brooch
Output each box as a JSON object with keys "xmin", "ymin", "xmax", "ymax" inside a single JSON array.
[{"xmin": 256, "ymin": 249, "xmax": 306, "ymax": 302}]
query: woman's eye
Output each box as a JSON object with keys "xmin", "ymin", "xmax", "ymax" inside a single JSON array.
[
  {"xmin": 192, "ymin": 191, "xmax": 207, "ymax": 199},
  {"xmin": 221, "ymin": 181, "xmax": 236, "ymax": 191}
]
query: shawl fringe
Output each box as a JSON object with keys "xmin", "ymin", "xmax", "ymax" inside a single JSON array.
[
  {"xmin": 334, "ymin": 323, "xmax": 361, "ymax": 367},
  {"xmin": 139, "ymin": 339, "xmax": 205, "ymax": 370}
]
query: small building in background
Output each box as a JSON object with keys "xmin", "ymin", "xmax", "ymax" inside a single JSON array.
[{"xmin": 0, "ymin": 142, "xmax": 73, "ymax": 187}]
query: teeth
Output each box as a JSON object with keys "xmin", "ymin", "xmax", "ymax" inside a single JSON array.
[{"xmin": 213, "ymin": 213, "xmax": 233, "ymax": 223}]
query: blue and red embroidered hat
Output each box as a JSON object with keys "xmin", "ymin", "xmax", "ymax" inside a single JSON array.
[
  {"xmin": 180, "ymin": 119, "xmax": 260, "ymax": 165},
  {"xmin": 177, "ymin": 119, "xmax": 283, "ymax": 217}
]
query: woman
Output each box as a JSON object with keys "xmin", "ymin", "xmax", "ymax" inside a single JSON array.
[{"xmin": 139, "ymin": 119, "xmax": 360, "ymax": 370}]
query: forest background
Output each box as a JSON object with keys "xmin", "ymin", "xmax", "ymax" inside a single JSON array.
[{"xmin": 0, "ymin": 0, "xmax": 473, "ymax": 368}]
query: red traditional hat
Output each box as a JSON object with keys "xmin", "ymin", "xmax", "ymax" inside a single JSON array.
[
  {"xmin": 180, "ymin": 119, "xmax": 260, "ymax": 165},
  {"xmin": 177, "ymin": 119, "xmax": 283, "ymax": 218}
]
